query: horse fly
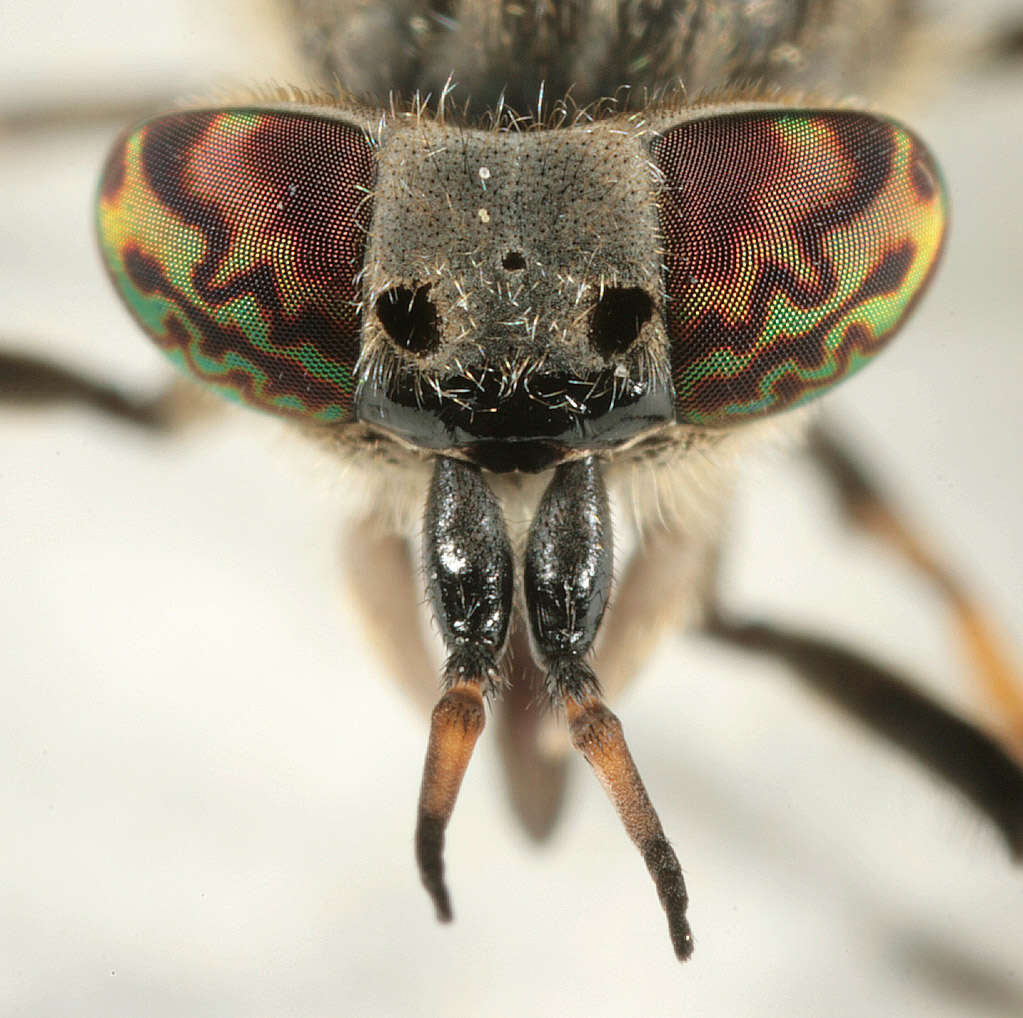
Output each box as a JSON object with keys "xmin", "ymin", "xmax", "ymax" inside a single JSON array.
[{"xmin": 5, "ymin": 0, "xmax": 1022, "ymax": 965}]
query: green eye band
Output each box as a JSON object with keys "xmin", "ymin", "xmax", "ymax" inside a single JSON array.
[
  {"xmin": 96, "ymin": 109, "xmax": 376, "ymax": 423},
  {"xmin": 653, "ymin": 110, "xmax": 947, "ymax": 426},
  {"xmin": 98, "ymin": 108, "xmax": 946, "ymax": 431}
]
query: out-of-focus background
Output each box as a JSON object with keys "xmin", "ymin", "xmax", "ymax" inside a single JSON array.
[{"xmin": 2, "ymin": 2, "xmax": 1021, "ymax": 1015}]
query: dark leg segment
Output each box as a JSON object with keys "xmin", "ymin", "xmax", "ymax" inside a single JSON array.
[
  {"xmin": 415, "ymin": 456, "xmax": 514, "ymax": 921},
  {"xmin": 525, "ymin": 457, "xmax": 694, "ymax": 961},
  {"xmin": 704, "ymin": 612, "xmax": 1023, "ymax": 859},
  {"xmin": 0, "ymin": 349, "xmax": 171, "ymax": 429}
]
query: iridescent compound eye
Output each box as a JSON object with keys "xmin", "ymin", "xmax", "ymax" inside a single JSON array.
[
  {"xmin": 96, "ymin": 109, "xmax": 376, "ymax": 423},
  {"xmin": 652, "ymin": 110, "xmax": 947, "ymax": 426}
]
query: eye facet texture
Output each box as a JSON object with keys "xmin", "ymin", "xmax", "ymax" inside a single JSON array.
[
  {"xmin": 97, "ymin": 110, "xmax": 376, "ymax": 423},
  {"xmin": 653, "ymin": 111, "xmax": 947, "ymax": 426}
]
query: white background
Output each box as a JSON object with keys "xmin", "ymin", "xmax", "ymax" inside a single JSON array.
[{"xmin": 2, "ymin": 2, "xmax": 1022, "ymax": 1015}]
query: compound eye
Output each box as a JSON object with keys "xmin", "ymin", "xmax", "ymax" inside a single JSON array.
[
  {"xmin": 652, "ymin": 111, "xmax": 947, "ymax": 426},
  {"xmin": 96, "ymin": 109, "xmax": 376, "ymax": 423}
]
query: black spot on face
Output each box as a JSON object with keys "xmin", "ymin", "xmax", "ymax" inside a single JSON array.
[
  {"xmin": 588, "ymin": 287, "xmax": 654, "ymax": 359},
  {"xmin": 376, "ymin": 285, "xmax": 441, "ymax": 355}
]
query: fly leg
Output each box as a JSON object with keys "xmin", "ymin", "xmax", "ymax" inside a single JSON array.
[
  {"xmin": 809, "ymin": 423, "xmax": 1023, "ymax": 749},
  {"xmin": 0, "ymin": 348, "xmax": 213, "ymax": 433},
  {"xmin": 702, "ymin": 611, "xmax": 1023, "ymax": 859},
  {"xmin": 524, "ymin": 455, "xmax": 694, "ymax": 962}
]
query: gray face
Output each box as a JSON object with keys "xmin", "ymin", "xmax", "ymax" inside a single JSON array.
[{"xmin": 354, "ymin": 120, "xmax": 675, "ymax": 471}]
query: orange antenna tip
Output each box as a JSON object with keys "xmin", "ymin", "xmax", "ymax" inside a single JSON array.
[
  {"xmin": 567, "ymin": 697, "xmax": 693, "ymax": 961},
  {"xmin": 415, "ymin": 682, "xmax": 487, "ymax": 922}
]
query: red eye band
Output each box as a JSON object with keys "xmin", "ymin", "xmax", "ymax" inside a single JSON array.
[
  {"xmin": 97, "ymin": 109, "xmax": 376, "ymax": 422},
  {"xmin": 653, "ymin": 110, "xmax": 946, "ymax": 426}
]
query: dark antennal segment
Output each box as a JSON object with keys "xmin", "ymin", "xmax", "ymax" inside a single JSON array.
[{"xmin": 417, "ymin": 454, "xmax": 693, "ymax": 960}]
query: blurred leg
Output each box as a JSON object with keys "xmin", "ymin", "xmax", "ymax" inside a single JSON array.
[
  {"xmin": 809, "ymin": 423, "xmax": 1023, "ymax": 749},
  {"xmin": 703, "ymin": 609, "xmax": 1023, "ymax": 859}
]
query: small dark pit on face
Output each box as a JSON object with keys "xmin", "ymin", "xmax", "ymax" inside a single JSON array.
[
  {"xmin": 588, "ymin": 287, "xmax": 654, "ymax": 359},
  {"xmin": 502, "ymin": 251, "xmax": 526, "ymax": 271},
  {"xmin": 376, "ymin": 285, "xmax": 441, "ymax": 355}
]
